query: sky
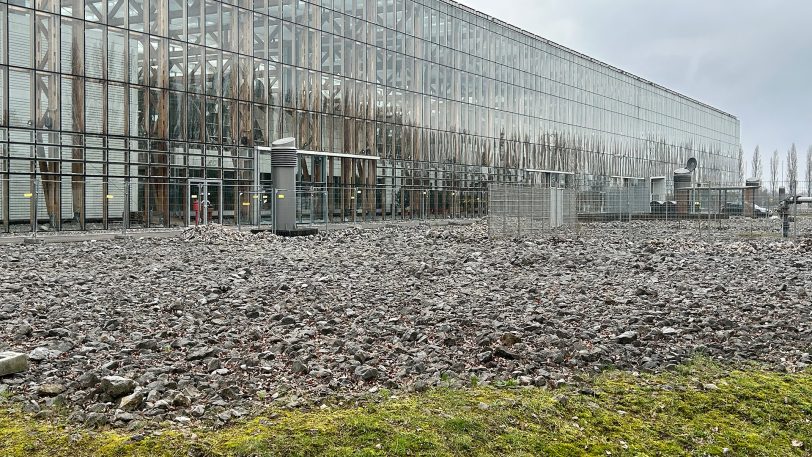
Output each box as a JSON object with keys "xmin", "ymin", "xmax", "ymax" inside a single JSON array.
[{"xmin": 462, "ymin": 0, "xmax": 812, "ymax": 184}]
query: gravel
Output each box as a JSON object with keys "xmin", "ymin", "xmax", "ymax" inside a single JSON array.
[{"xmin": 1, "ymin": 221, "xmax": 811, "ymax": 429}]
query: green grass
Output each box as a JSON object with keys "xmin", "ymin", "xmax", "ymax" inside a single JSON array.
[{"xmin": 2, "ymin": 359, "xmax": 811, "ymax": 456}]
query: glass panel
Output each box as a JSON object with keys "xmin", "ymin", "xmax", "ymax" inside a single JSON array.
[
  {"xmin": 85, "ymin": 23, "xmax": 105, "ymax": 79},
  {"xmin": 8, "ymin": 7, "xmax": 32, "ymax": 68},
  {"xmin": 253, "ymin": 13, "xmax": 266, "ymax": 59},
  {"xmin": 281, "ymin": 21, "xmax": 293, "ymax": 65},
  {"xmin": 204, "ymin": 0, "xmax": 219, "ymax": 48},
  {"xmin": 169, "ymin": 40, "xmax": 185, "ymax": 90},
  {"xmin": 129, "ymin": 0, "xmax": 144, "ymax": 31},
  {"xmin": 187, "ymin": 94, "xmax": 202, "ymax": 141},
  {"xmin": 148, "ymin": 0, "xmax": 166, "ymax": 36},
  {"xmin": 129, "ymin": 85, "xmax": 146, "ymax": 136},
  {"xmin": 187, "ymin": 0, "xmax": 201, "ymax": 44},
  {"xmin": 108, "ymin": 83, "xmax": 126, "ymax": 135},
  {"xmin": 222, "ymin": 51, "xmax": 235, "ymax": 98},
  {"xmin": 205, "ymin": 96, "xmax": 220, "ymax": 142},
  {"xmin": 8, "ymin": 70, "xmax": 32, "ymax": 128},
  {"xmin": 187, "ymin": 44, "xmax": 202, "ymax": 92},
  {"xmin": 85, "ymin": 0, "xmax": 105, "ymax": 22},
  {"xmin": 107, "ymin": 0, "xmax": 126, "ymax": 27},
  {"xmin": 108, "ymin": 28, "xmax": 126, "ymax": 81},
  {"xmin": 85, "ymin": 80, "xmax": 104, "ymax": 134},
  {"xmin": 35, "ymin": 73, "xmax": 59, "ymax": 130},
  {"xmin": 169, "ymin": 91, "xmax": 185, "ymax": 139},
  {"xmin": 128, "ymin": 32, "xmax": 146, "ymax": 84},
  {"xmin": 268, "ymin": 17, "xmax": 281, "ymax": 62},
  {"xmin": 205, "ymin": 48, "xmax": 220, "ymax": 96},
  {"xmin": 168, "ymin": 0, "xmax": 184, "ymax": 40},
  {"xmin": 34, "ymin": 13, "xmax": 58, "ymax": 72},
  {"xmin": 221, "ymin": 2, "xmax": 233, "ymax": 51}
]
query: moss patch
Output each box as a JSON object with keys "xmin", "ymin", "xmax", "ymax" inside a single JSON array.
[{"xmin": 2, "ymin": 361, "xmax": 811, "ymax": 456}]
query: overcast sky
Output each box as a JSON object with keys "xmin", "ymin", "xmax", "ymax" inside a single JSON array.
[{"xmin": 462, "ymin": 0, "xmax": 812, "ymax": 182}]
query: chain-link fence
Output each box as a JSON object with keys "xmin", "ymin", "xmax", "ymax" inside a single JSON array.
[
  {"xmin": 3, "ymin": 173, "xmax": 810, "ymax": 240},
  {"xmin": 0, "ymin": 175, "xmax": 491, "ymax": 234},
  {"xmin": 487, "ymin": 184, "xmax": 576, "ymax": 238},
  {"xmin": 488, "ymin": 178, "xmax": 812, "ymax": 240}
]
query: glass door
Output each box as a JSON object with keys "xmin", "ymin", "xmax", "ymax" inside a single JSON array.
[{"xmin": 188, "ymin": 179, "xmax": 223, "ymax": 225}]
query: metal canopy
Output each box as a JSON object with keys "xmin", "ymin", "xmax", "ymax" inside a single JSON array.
[{"xmin": 256, "ymin": 147, "xmax": 379, "ymax": 161}]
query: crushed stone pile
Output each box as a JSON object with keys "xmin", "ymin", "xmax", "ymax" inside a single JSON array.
[{"xmin": 1, "ymin": 221, "xmax": 810, "ymax": 429}]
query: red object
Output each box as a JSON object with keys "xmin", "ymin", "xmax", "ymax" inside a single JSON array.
[{"xmin": 193, "ymin": 200, "xmax": 199, "ymax": 224}]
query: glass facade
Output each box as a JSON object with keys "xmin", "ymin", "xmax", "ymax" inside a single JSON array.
[{"xmin": 0, "ymin": 0, "xmax": 740, "ymax": 231}]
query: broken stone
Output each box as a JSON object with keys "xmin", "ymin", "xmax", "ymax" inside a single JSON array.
[
  {"xmin": 0, "ymin": 351, "xmax": 28, "ymax": 377},
  {"xmin": 101, "ymin": 376, "xmax": 136, "ymax": 398}
]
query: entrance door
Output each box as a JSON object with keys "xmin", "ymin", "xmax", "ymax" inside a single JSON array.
[{"xmin": 188, "ymin": 179, "xmax": 223, "ymax": 225}]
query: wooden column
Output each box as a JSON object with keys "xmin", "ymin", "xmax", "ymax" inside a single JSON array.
[
  {"xmin": 153, "ymin": 31, "xmax": 170, "ymax": 226},
  {"xmin": 237, "ymin": 45, "xmax": 253, "ymax": 223},
  {"xmin": 70, "ymin": 16, "xmax": 85, "ymax": 228},
  {"xmin": 341, "ymin": 157, "xmax": 351, "ymax": 221},
  {"xmin": 34, "ymin": 15, "xmax": 61, "ymax": 228},
  {"xmin": 366, "ymin": 159, "xmax": 376, "ymax": 221},
  {"xmin": 313, "ymin": 156, "xmax": 323, "ymax": 221},
  {"xmin": 327, "ymin": 156, "xmax": 334, "ymax": 222},
  {"xmin": 357, "ymin": 159, "xmax": 365, "ymax": 221}
]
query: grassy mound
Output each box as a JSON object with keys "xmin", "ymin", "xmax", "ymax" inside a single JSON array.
[{"xmin": 2, "ymin": 360, "xmax": 811, "ymax": 456}]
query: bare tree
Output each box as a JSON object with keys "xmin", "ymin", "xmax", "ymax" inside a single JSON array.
[
  {"xmin": 751, "ymin": 146, "xmax": 762, "ymax": 182},
  {"xmin": 806, "ymin": 145, "xmax": 812, "ymax": 196},
  {"xmin": 770, "ymin": 149, "xmax": 780, "ymax": 195},
  {"xmin": 787, "ymin": 143, "xmax": 798, "ymax": 196}
]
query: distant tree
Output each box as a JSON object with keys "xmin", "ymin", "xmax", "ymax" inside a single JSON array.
[
  {"xmin": 806, "ymin": 146, "xmax": 812, "ymax": 196},
  {"xmin": 770, "ymin": 149, "xmax": 780, "ymax": 195},
  {"xmin": 751, "ymin": 146, "xmax": 762, "ymax": 182},
  {"xmin": 737, "ymin": 145, "xmax": 745, "ymax": 183},
  {"xmin": 787, "ymin": 143, "xmax": 798, "ymax": 196}
]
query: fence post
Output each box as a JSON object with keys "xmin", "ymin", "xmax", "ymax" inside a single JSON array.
[
  {"xmin": 123, "ymin": 181, "xmax": 130, "ymax": 236},
  {"xmin": 32, "ymin": 179, "xmax": 39, "ymax": 239}
]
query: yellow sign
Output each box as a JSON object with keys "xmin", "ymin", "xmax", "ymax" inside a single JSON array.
[
  {"xmin": 106, "ymin": 194, "xmax": 114, "ymax": 199},
  {"xmin": 242, "ymin": 202, "xmax": 250, "ymax": 206},
  {"xmin": 23, "ymin": 193, "xmax": 33, "ymax": 198},
  {"xmin": 252, "ymin": 195, "xmax": 259, "ymax": 199},
  {"xmin": 277, "ymin": 194, "xmax": 285, "ymax": 199}
]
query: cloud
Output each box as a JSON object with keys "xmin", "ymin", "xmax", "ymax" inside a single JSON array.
[{"xmin": 462, "ymin": 0, "xmax": 812, "ymax": 182}]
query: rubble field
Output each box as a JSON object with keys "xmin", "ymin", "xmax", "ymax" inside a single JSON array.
[{"xmin": 1, "ymin": 221, "xmax": 810, "ymax": 429}]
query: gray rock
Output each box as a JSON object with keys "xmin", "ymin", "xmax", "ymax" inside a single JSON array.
[
  {"xmin": 187, "ymin": 347, "xmax": 219, "ymax": 361},
  {"xmin": 616, "ymin": 331, "xmax": 638, "ymax": 344},
  {"xmin": 119, "ymin": 391, "xmax": 144, "ymax": 411},
  {"xmin": 37, "ymin": 383, "xmax": 67, "ymax": 396},
  {"xmin": 13, "ymin": 323, "xmax": 33, "ymax": 340},
  {"xmin": 4, "ymin": 221, "xmax": 812, "ymax": 425},
  {"xmin": 172, "ymin": 393, "xmax": 191, "ymax": 407},
  {"xmin": 86, "ymin": 412, "xmax": 108, "ymax": 427},
  {"xmin": 136, "ymin": 339, "xmax": 159, "ymax": 351},
  {"xmin": 494, "ymin": 346, "xmax": 519, "ymax": 360},
  {"xmin": 101, "ymin": 376, "xmax": 136, "ymax": 398},
  {"xmin": 354, "ymin": 365, "xmax": 379, "ymax": 381},
  {"xmin": 28, "ymin": 347, "xmax": 56, "ymax": 362},
  {"xmin": 477, "ymin": 351, "xmax": 493, "ymax": 363},
  {"xmin": 0, "ymin": 351, "xmax": 28, "ymax": 377},
  {"xmin": 500, "ymin": 333, "xmax": 522, "ymax": 346},
  {"xmin": 292, "ymin": 359, "xmax": 309, "ymax": 374},
  {"xmin": 78, "ymin": 372, "xmax": 100, "ymax": 389}
]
